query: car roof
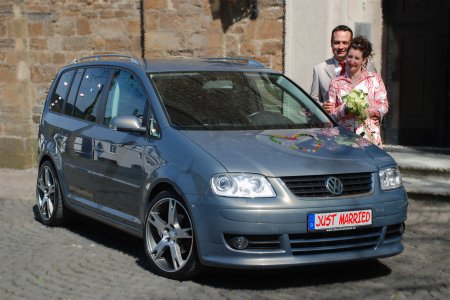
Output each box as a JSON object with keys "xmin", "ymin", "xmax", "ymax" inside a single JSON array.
[
  {"xmin": 68, "ymin": 54, "xmax": 277, "ymax": 73},
  {"xmin": 145, "ymin": 58, "xmax": 274, "ymax": 73}
]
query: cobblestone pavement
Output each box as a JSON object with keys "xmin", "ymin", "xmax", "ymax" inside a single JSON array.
[{"xmin": 0, "ymin": 178, "xmax": 449, "ymax": 299}]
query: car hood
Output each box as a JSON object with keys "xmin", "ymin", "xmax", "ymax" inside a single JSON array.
[{"xmin": 180, "ymin": 127, "xmax": 396, "ymax": 177}]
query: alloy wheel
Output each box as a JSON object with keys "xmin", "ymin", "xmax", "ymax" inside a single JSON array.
[
  {"xmin": 145, "ymin": 197, "xmax": 194, "ymax": 273},
  {"xmin": 37, "ymin": 165, "xmax": 57, "ymax": 221}
]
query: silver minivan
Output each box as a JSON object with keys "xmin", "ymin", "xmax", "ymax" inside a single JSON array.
[{"xmin": 37, "ymin": 55, "xmax": 407, "ymax": 280}]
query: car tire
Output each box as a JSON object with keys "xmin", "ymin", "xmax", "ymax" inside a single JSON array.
[
  {"xmin": 36, "ymin": 161, "xmax": 71, "ymax": 226},
  {"xmin": 144, "ymin": 190, "xmax": 200, "ymax": 280}
]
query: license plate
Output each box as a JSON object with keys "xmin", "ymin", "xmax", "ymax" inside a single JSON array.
[{"xmin": 307, "ymin": 209, "xmax": 372, "ymax": 231}]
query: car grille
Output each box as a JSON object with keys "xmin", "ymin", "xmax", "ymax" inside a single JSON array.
[
  {"xmin": 289, "ymin": 226, "xmax": 383, "ymax": 255},
  {"xmin": 281, "ymin": 172, "xmax": 373, "ymax": 197},
  {"xmin": 223, "ymin": 224, "xmax": 403, "ymax": 255}
]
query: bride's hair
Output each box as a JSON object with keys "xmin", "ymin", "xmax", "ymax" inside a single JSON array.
[{"xmin": 350, "ymin": 36, "xmax": 373, "ymax": 66}]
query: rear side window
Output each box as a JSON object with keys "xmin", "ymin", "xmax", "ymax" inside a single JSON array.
[
  {"xmin": 103, "ymin": 70, "xmax": 147, "ymax": 127},
  {"xmin": 65, "ymin": 68, "xmax": 84, "ymax": 116},
  {"xmin": 73, "ymin": 68, "xmax": 110, "ymax": 122},
  {"xmin": 49, "ymin": 70, "xmax": 75, "ymax": 113}
]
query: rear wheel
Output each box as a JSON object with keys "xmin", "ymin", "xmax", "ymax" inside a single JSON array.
[
  {"xmin": 144, "ymin": 191, "xmax": 200, "ymax": 280},
  {"xmin": 36, "ymin": 161, "xmax": 70, "ymax": 226}
]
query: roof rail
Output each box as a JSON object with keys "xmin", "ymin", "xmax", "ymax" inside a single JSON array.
[
  {"xmin": 204, "ymin": 57, "xmax": 266, "ymax": 68},
  {"xmin": 71, "ymin": 54, "xmax": 144, "ymax": 66}
]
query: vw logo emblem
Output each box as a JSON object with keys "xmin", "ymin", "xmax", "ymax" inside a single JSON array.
[{"xmin": 325, "ymin": 177, "xmax": 344, "ymax": 195}]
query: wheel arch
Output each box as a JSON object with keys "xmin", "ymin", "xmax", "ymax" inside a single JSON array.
[
  {"xmin": 144, "ymin": 181, "xmax": 189, "ymax": 215},
  {"xmin": 38, "ymin": 154, "xmax": 54, "ymax": 168}
]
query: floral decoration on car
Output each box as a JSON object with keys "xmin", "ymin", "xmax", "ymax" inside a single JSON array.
[{"xmin": 269, "ymin": 133, "xmax": 322, "ymax": 153}]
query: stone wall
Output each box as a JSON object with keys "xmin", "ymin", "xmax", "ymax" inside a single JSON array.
[
  {"xmin": 144, "ymin": 0, "xmax": 284, "ymax": 69},
  {"xmin": 0, "ymin": 0, "xmax": 285, "ymax": 169},
  {"xmin": 0, "ymin": 0, "xmax": 142, "ymax": 168}
]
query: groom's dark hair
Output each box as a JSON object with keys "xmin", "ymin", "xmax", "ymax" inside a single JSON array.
[{"xmin": 331, "ymin": 25, "xmax": 353, "ymax": 43}]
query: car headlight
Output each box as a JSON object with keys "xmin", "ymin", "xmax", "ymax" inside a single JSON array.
[
  {"xmin": 211, "ymin": 173, "xmax": 276, "ymax": 198},
  {"xmin": 379, "ymin": 167, "xmax": 402, "ymax": 190}
]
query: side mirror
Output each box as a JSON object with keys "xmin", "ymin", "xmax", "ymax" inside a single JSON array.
[{"xmin": 110, "ymin": 115, "xmax": 147, "ymax": 133}]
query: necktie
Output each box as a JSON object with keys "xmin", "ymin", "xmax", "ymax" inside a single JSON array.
[{"xmin": 339, "ymin": 62, "xmax": 346, "ymax": 76}]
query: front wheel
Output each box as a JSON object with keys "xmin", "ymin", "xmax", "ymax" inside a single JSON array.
[{"xmin": 144, "ymin": 191, "xmax": 200, "ymax": 280}]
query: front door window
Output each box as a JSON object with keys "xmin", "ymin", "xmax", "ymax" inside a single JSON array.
[{"xmin": 104, "ymin": 70, "xmax": 147, "ymax": 127}]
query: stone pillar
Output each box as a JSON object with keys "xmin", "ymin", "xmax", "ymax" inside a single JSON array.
[{"xmin": 0, "ymin": 3, "xmax": 35, "ymax": 168}]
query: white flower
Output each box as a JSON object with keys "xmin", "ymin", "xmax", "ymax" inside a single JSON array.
[{"xmin": 341, "ymin": 89, "xmax": 369, "ymax": 122}]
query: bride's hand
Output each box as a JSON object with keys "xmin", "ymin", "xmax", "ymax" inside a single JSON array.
[{"xmin": 323, "ymin": 101, "xmax": 334, "ymax": 113}]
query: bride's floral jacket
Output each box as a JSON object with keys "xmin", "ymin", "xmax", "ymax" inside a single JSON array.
[{"xmin": 327, "ymin": 69, "xmax": 389, "ymax": 147}]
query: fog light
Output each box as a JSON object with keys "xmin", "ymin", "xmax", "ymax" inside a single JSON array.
[
  {"xmin": 228, "ymin": 236, "xmax": 249, "ymax": 250},
  {"xmin": 399, "ymin": 222, "xmax": 406, "ymax": 235}
]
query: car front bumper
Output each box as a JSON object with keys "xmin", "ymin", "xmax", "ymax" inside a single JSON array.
[{"xmin": 189, "ymin": 187, "xmax": 408, "ymax": 269}]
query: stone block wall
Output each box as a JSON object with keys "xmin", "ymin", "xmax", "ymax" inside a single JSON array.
[
  {"xmin": 144, "ymin": 0, "xmax": 284, "ymax": 70},
  {"xmin": 0, "ymin": 0, "xmax": 141, "ymax": 168},
  {"xmin": 0, "ymin": 0, "xmax": 285, "ymax": 169}
]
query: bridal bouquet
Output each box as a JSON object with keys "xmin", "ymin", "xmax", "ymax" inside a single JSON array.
[
  {"xmin": 341, "ymin": 89, "xmax": 369, "ymax": 123},
  {"xmin": 341, "ymin": 89, "xmax": 379, "ymax": 144}
]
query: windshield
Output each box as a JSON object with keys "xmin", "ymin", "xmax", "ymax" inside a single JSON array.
[{"xmin": 149, "ymin": 71, "xmax": 333, "ymax": 130}]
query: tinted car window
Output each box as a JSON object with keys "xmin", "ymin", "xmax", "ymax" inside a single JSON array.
[
  {"xmin": 150, "ymin": 72, "xmax": 332, "ymax": 130},
  {"xmin": 104, "ymin": 70, "xmax": 147, "ymax": 127},
  {"xmin": 64, "ymin": 68, "xmax": 84, "ymax": 116},
  {"xmin": 73, "ymin": 68, "xmax": 110, "ymax": 122},
  {"xmin": 50, "ymin": 70, "xmax": 75, "ymax": 113}
]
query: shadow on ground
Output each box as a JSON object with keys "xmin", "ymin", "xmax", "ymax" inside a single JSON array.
[
  {"xmin": 192, "ymin": 260, "xmax": 391, "ymax": 289},
  {"xmin": 33, "ymin": 205, "xmax": 392, "ymax": 289},
  {"xmin": 32, "ymin": 204, "xmax": 144, "ymax": 258}
]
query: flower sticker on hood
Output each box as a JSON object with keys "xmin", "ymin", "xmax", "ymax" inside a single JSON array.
[{"xmin": 269, "ymin": 133, "xmax": 322, "ymax": 153}]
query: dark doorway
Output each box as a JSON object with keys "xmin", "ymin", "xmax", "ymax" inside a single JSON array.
[{"xmin": 383, "ymin": 0, "xmax": 449, "ymax": 147}]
